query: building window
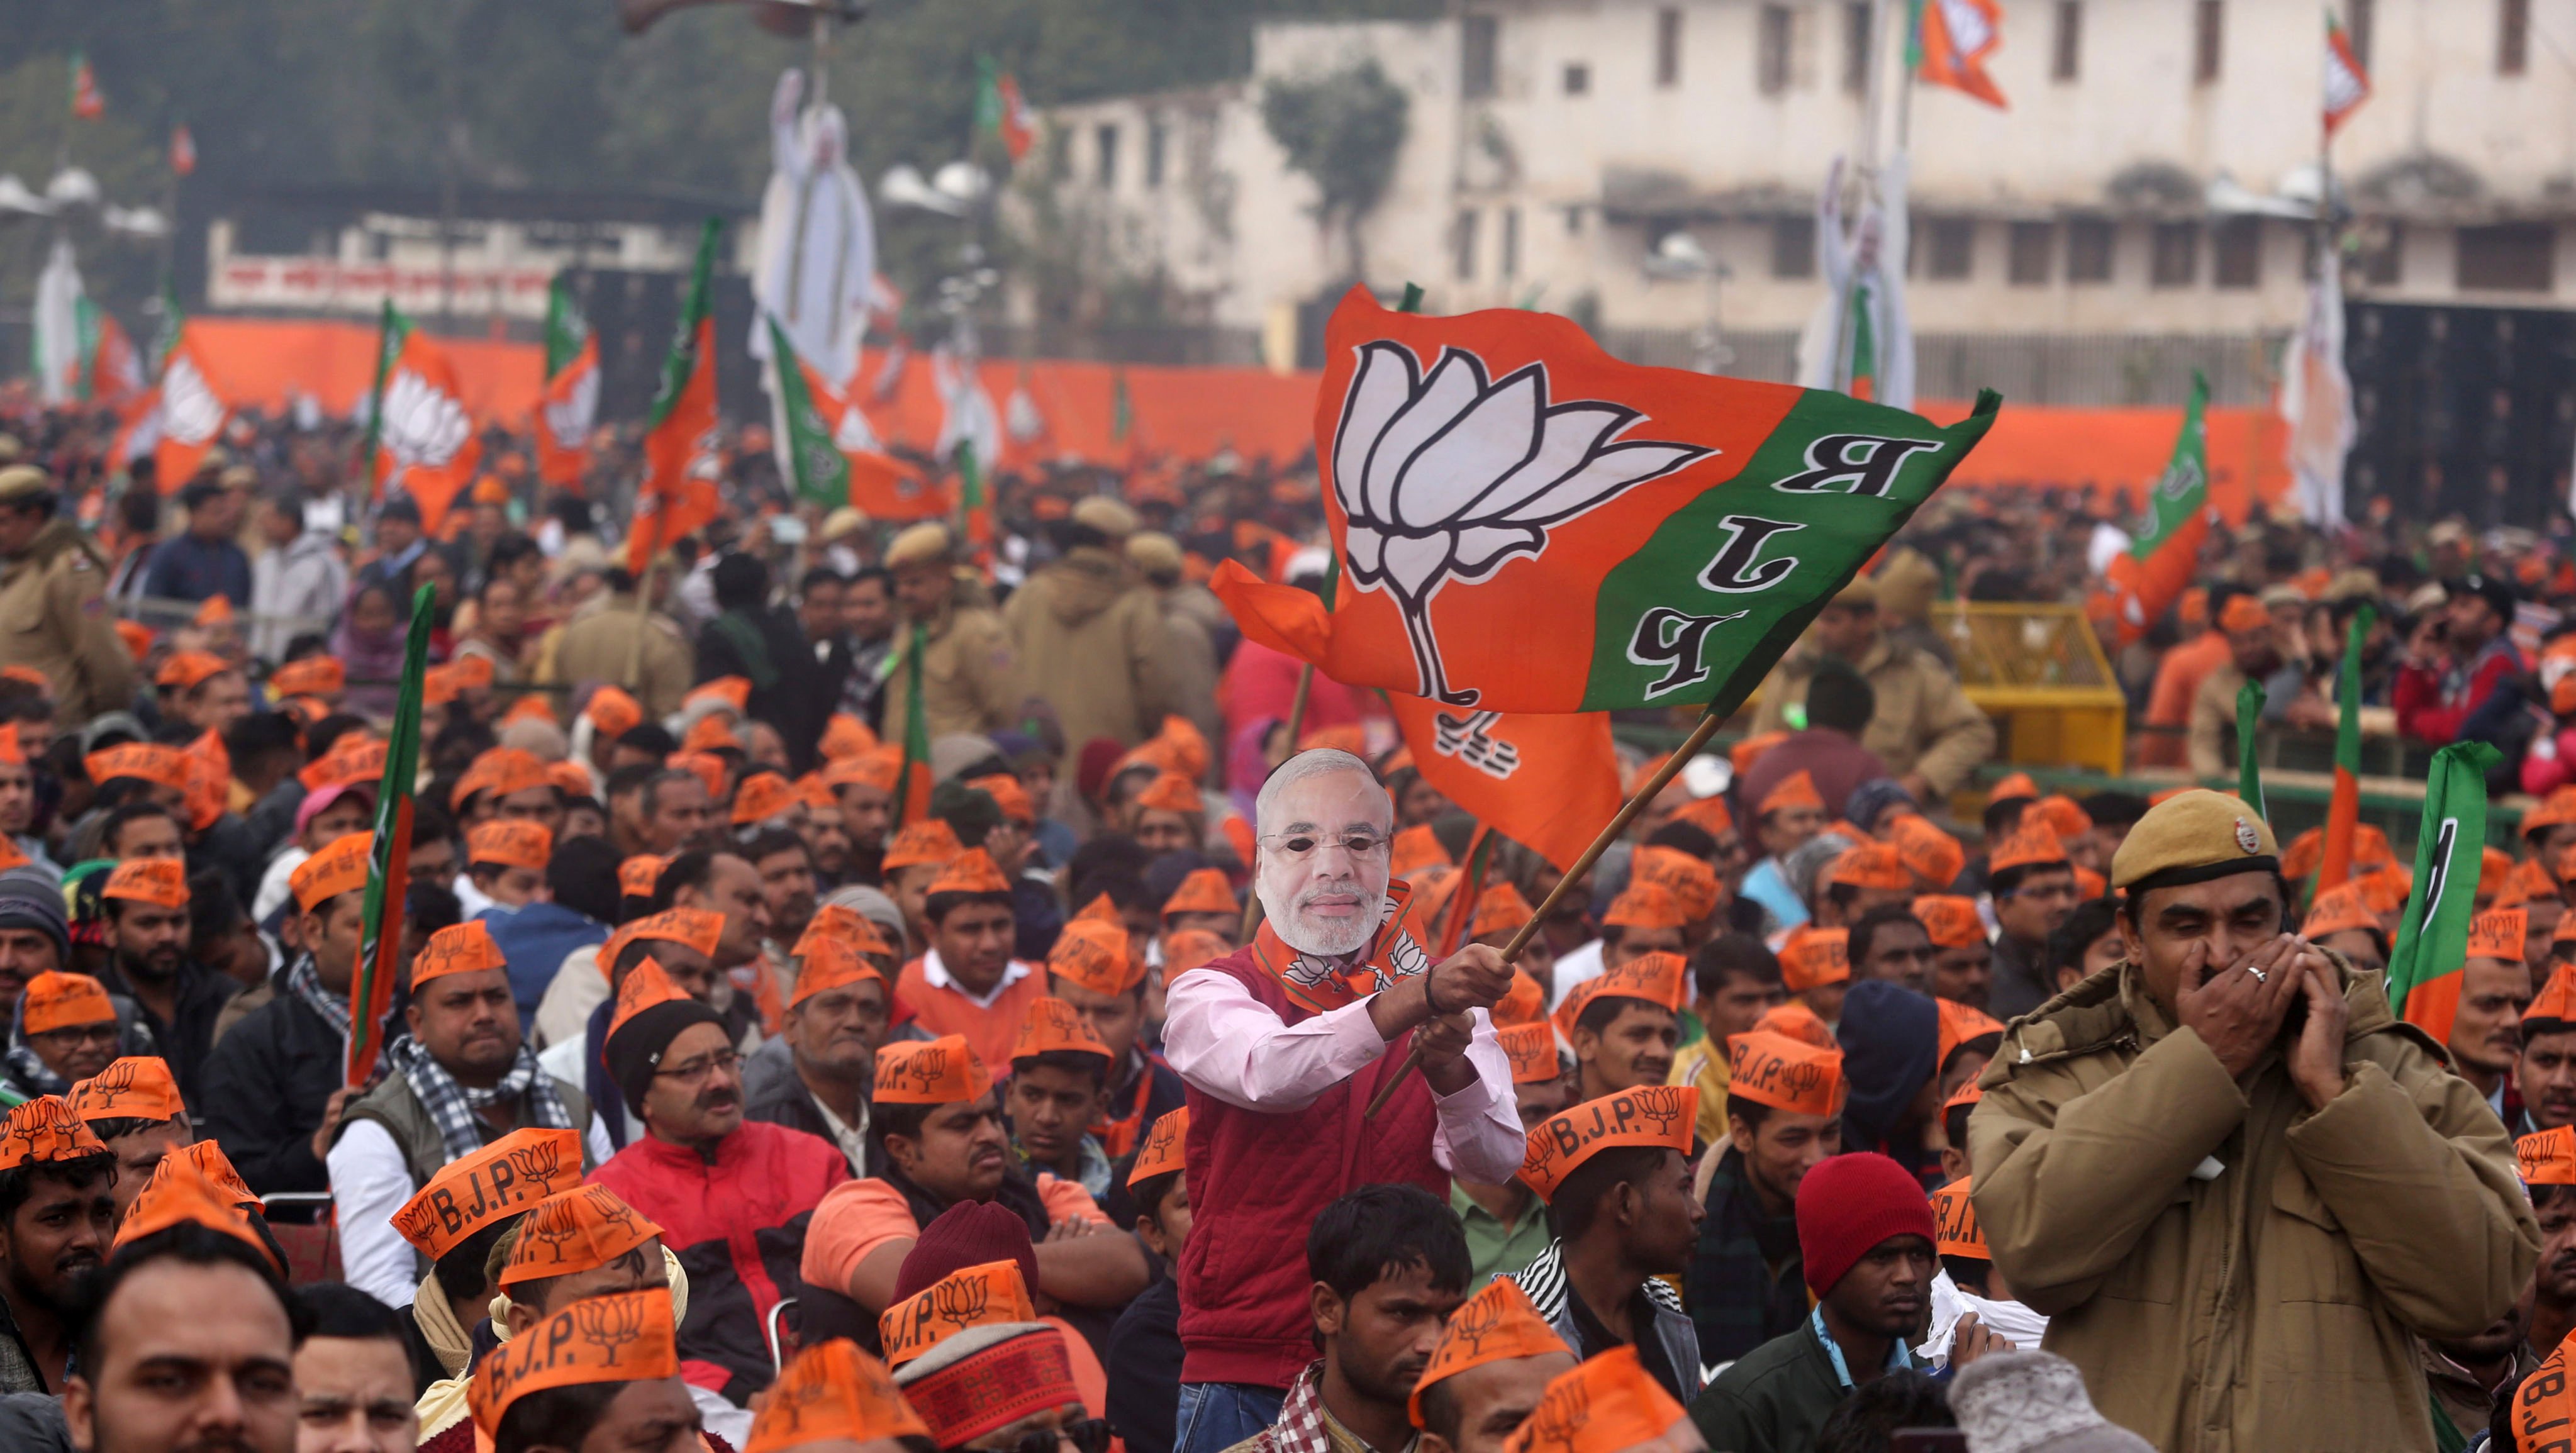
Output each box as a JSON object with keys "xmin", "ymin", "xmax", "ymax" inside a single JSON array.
[
  {"xmin": 1463, "ymin": 14, "xmax": 1500, "ymax": 98},
  {"xmin": 2358, "ymin": 221, "xmax": 2402, "ymax": 285},
  {"xmin": 2066, "ymin": 218, "xmax": 2115, "ymax": 282},
  {"xmin": 2194, "ymin": 1, "xmax": 2223, "ymax": 84},
  {"xmin": 2008, "ymin": 223, "xmax": 2055, "ymax": 285},
  {"xmin": 1502, "ymin": 208, "xmax": 1522, "ymax": 279},
  {"xmin": 1655, "ymin": 7, "xmax": 1682, "ymax": 87},
  {"xmin": 2457, "ymin": 223, "xmax": 2555, "ymax": 291},
  {"xmin": 2052, "ymin": 1, "xmax": 2082, "ymax": 81},
  {"xmin": 2213, "ymin": 219, "xmax": 2260, "ymax": 287},
  {"xmin": 1758, "ymin": 5, "xmax": 1793, "ymax": 95},
  {"xmin": 1095, "ymin": 123, "xmax": 1118, "ymax": 187},
  {"xmin": 1455, "ymin": 209, "xmax": 1481, "ymax": 281},
  {"xmin": 1144, "ymin": 118, "xmax": 1167, "ymax": 188},
  {"xmin": 2151, "ymin": 221, "xmax": 2199, "ymax": 286},
  {"xmin": 1772, "ymin": 217, "xmax": 1816, "ymax": 279},
  {"xmin": 2499, "ymin": 0, "xmax": 2530, "ymax": 74},
  {"xmin": 2348, "ymin": 0, "xmax": 2375, "ymax": 67},
  {"xmin": 1564, "ymin": 62, "xmax": 1590, "ymax": 94},
  {"xmin": 1926, "ymin": 218, "xmax": 1973, "ymax": 279},
  {"xmin": 1843, "ymin": 3, "xmax": 1872, "ymax": 94}
]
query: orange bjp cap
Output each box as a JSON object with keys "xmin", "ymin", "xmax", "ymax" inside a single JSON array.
[
  {"xmin": 2468, "ymin": 907, "xmax": 2528, "ymax": 963},
  {"xmin": 411, "ymin": 921, "xmax": 509, "ymax": 989},
  {"xmin": 0, "ymin": 1096, "xmax": 108, "ymax": 1171},
  {"xmin": 1754, "ymin": 999, "xmax": 1837, "ymax": 1049},
  {"xmin": 471, "ymin": 1287, "xmax": 678, "ymax": 1437},
  {"xmin": 789, "ymin": 938, "xmax": 888, "ymax": 1011},
  {"xmin": 1517, "ymin": 1085, "xmax": 1696, "ymax": 1203},
  {"xmin": 1010, "ymin": 996, "xmax": 1114, "ymax": 1064},
  {"xmin": 102, "ymin": 857, "xmax": 188, "ymax": 910},
  {"xmin": 746, "ymin": 1340, "xmax": 932, "ymax": 1453},
  {"xmin": 1129, "ymin": 1108, "xmax": 1191, "ymax": 1187},
  {"xmin": 114, "ymin": 1155, "xmax": 277, "ymax": 1271},
  {"xmin": 1491, "ymin": 969, "xmax": 1547, "ymax": 1027},
  {"xmin": 606, "ymin": 958, "xmax": 696, "ymax": 1039},
  {"xmin": 966, "ymin": 773, "xmax": 1034, "ymax": 825},
  {"xmin": 1554, "ymin": 952, "xmax": 1686, "ymax": 1040},
  {"xmin": 794, "ymin": 902, "xmax": 895, "ymax": 964},
  {"xmin": 1160, "ymin": 928, "xmax": 1231, "ymax": 979},
  {"xmin": 1629, "ymin": 846, "xmax": 1719, "ymax": 921},
  {"xmin": 1824, "ymin": 841, "xmax": 1912, "ymax": 892},
  {"xmin": 874, "ymin": 1035, "xmax": 992, "ymax": 1106},
  {"xmin": 1987, "ymin": 821, "xmax": 2071, "ymax": 874},
  {"xmin": 926, "ymin": 847, "xmax": 1010, "ymax": 897},
  {"xmin": 21, "ymin": 972, "xmax": 114, "ymax": 1036},
  {"xmin": 86, "ymin": 743, "xmax": 191, "ymax": 793},
  {"xmin": 818, "ymin": 713, "xmax": 880, "ymax": 763},
  {"xmin": 498, "ymin": 1184, "xmax": 666, "ymax": 1285},
  {"xmin": 1936, "ymin": 998, "xmax": 2005, "ymax": 1069},
  {"xmin": 1778, "ymin": 926, "xmax": 1851, "ymax": 991},
  {"xmin": 881, "ymin": 820, "xmax": 964, "ymax": 872},
  {"xmin": 1889, "ymin": 815, "xmax": 1965, "ymax": 890},
  {"xmin": 1602, "ymin": 881, "xmax": 1685, "ymax": 931},
  {"xmin": 1498, "ymin": 1021, "xmax": 1560, "ymax": 1084},
  {"xmin": 584, "ymin": 686, "xmax": 644, "ymax": 742},
  {"xmin": 2529, "ymin": 964, "xmax": 2576, "ymax": 1026},
  {"xmin": 2302, "ymin": 882, "xmax": 2380, "ymax": 940},
  {"xmin": 2521, "ymin": 1125, "xmax": 2576, "ymax": 1186},
  {"xmin": 1931, "ymin": 1178, "xmax": 1987, "ymax": 1257},
  {"xmin": 1134, "ymin": 771, "xmax": 1205, "ymax": 818},
  {"xmin": 1161, "ymin": 869, "xmax": 1237, "ymax": 920},
  {"xmin": 618, "ymin": 854, "xmax": 667, "ymax": 900},
  {"xmin": 270, "ymin": 656, "xmax": 347, "ymax": 700},
  {"xmin": 878, "ymin": 1259, "xmax": 1037, "ymax": 1368},
  {"xmin": 1408, "ymin": 1278, "xmax": 1570, "ymax": 1427},
  {"xmin": 1471, "ymin": 882, "xmax": 1536, "ymax": 939},
  {"xmin": 1911, "ymin": 894, "xmax": 1985, "ymax": 950},
  {"xmin": 1047, "ymin": 917, "xmax": 1140, "ymax": 998},
  {"xmin": 1502, "ymin": 1347, "xmax": 1689, "ymax": 1453},
  {"xmin": 467, "ymin": 820, "xmax": 553, "ymax": 872},
  {"xmin": 1756, "ymin": 770, "xmax": 1824, "ymax": 819},
  {"xmin": 732, "ymin": 772, "xmax": 798, "ymax": 826},
  {"xmin": 390, "ymin": 1127, "xmax": 585, "ymax": 1262},
  {"xmin": 67, "ymin": 1057, "xmax": 184, "ymax": 1125},
  {"xmin": 1724, "ymin": 1030, "xmax": 1846, "ymax": 1118}
]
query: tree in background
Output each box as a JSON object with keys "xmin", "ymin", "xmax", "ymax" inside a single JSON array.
[{"xmin": 1259, "ymin": 59, "xmax": 1408, "ymax": 284}]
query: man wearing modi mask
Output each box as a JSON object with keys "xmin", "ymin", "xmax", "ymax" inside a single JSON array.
[{"xmin": 1162, "ymin": 749, "xmax": 1524, "ymax": 1453}]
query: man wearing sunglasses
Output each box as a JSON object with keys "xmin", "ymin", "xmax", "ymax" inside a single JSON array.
[
  {"xmin": 1161, "ymin": 749, "xmax": 1525, "ymax": 1453},
  {"xmin": 589, "ymin": 957, "xmax": 850, "ymax": 1406}
]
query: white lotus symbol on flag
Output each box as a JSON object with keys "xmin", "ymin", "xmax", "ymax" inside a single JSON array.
[
  {"xmin": 160, "ymin": 354, "xmax": 223, "ymax": 446},
  {"xmin": 834, "ymin": 398, "xmax": 882, "ymax": 454},
  {"xmin": 382, "ymin": 367, "xmax": 472, "ymax": 467},
  {"xmin": 544, "ymin": 367, "xmax": 598, "ymax": 450},
  {"xmin": 1331, "ymin": 342, "xmax": 1712, "ymax": 704}
]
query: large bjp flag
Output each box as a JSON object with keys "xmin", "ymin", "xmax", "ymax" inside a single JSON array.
[
  {"xmin": 628, "ymin": 219, "xmax": 725, "ymax": 576},
  {"xmin": 1214, "ymin": 287, "xmax": 1999, "ymax": 715},
  {"xmin": 1384, "ymin": 695, "xmax": 1622, "ymax": 872},
  {"xmin": 364, "ymin": 302, "xmax": 484, "ymax": 535}
]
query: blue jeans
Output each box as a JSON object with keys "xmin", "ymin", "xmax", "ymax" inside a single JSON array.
[{"xmin": 1174, "ymin": 1382, "xmax": 1287, "ymax": 1453}]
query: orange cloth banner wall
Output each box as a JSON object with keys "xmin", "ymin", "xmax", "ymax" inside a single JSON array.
[{"xmin": 171, "ymin": 321, "xmax": 2292, "ymax": 521}]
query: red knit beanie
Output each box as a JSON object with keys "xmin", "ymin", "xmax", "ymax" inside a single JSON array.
[
  {"xmin": 1797, "ymin": 1152, "xmax": 1939, "ymax": 1296},
  {"xmin": 892, "ymin": 1201, "xmax": 1040, "ymax": 1304}
]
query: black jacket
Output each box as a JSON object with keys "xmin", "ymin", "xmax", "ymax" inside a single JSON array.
[
  {"xmin": 696, "ymin": 606, "xmax": 831, "ymax": 773},
  {"xmin": 1105, "ymin": 1276, "xmax": 1183, "ymax": 1453},
  {"xmin": 198, "ymin": 970, "xmax": 344, "ymax": 1194},
  {"xmin": 94, "ymin": 959, "xmax": 238, "ymax": 1113},
  {"xmin": 742, "ymin": 1058, "xmax": 884, "ymax": 1178}
]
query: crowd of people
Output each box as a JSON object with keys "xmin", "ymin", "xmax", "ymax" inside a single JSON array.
[{"xmin": 0, "ymin": 394, "xmax": 2565, "ymax": 1453}]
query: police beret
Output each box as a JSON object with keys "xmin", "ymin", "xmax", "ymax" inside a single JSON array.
[
  {"xmin": 885, "ymin": 522, "xmax": 953, "ymax": 568},
  {"xmin": 0, "ymin": 466, "xmax": 51, "ymax": 503},
  {"xmin": 1071, "ymin": 495, "xmax": 1137, "ymax": 537},
  {"xmin": 1125, "ymin": 530, "xmax": 1183, "ymax": 577},
  {"xmin": 2109, "ymin": 788, "xmax": 2279, "ymax": 893}
]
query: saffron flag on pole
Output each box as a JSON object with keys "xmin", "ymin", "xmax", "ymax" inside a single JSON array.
[
  {"xmin": 765, "ymin": 314, "xmax": 947, "ymax": 520},
  {"xmin": 2096, "ymin": 371, "xmax": 2211, "ymax": 648},
  {"xmin": 1213, "ymin": 287, "xmax": 1998, "ymax": 716},
  {"xmin": 2315, "ymin": 606, "xmax": 2375, "ymax": 893},
  {"xmin": 69, "ymin": 52, "xmax": 103, "ymax": 120},
  {"xmin": 628, "ymin": 219, "xmax": 725, "ymax": 576},
  {"xmin": 1914, "ymin": 0, "xmax": 2007, "ymax": 109},
  {"xmin": 538, "ymin": 275, "xmax": 598, "ymax": 490},
  {"xmin": 152, "ymin": 323, "xmax": 229, "ymax": 489},
  {"xmin": 362, "ymin": 302, "xmax": 484, "ymax": 535},
  {"xmin": 81, "ymin": 306, "xmax": 143, "ymax": 406},
  {"xmin": 2384, "ymin": 741, "xmax": 2502, "ymax": 1046},
  {"xmin": 975, "ymin": 56, "xmax": 1037, "ymax": 162},
  {"xmin": 1382, "ymin": 695, "xmax": 1623, "ymax": 873},
  {"xmin": 2324, "ymin": 13, "xmax": 2371, "ymax": 135},
  {"xmin": 348, "ymin": 583, "xmax": 437, "ymax": 1086}
]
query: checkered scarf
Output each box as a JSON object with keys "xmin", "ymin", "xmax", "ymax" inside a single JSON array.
[
  {"xmin": 1256, "ymin": 1362, "xmax": 1334, "ymax": 1453},
  {"xmin": 284, "ymin": 952, "xmax": 354, "ymax": 1040},
  {"xmin": 387, "ymin": 1035, "xmax": 574, "ymax": 1164}
]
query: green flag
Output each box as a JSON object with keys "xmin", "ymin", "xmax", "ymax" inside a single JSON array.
[
  {"xmin": 543, "ymin": 274, "xmax": 589, "ymax": 378},
  {"xmin": 150, "ymin": 276, "xmax": 184, "ymax": 377},
  {"xmin": 766, "ymin": 314, "xmax": 849, "ymax": 508},
  {"xmin": 2384, "ymin": 741, "xmax": 2504, "ymax": 1045},
  {"xmin": 896, "ymin": 623, "xmax": 933, "ymax": 827},
  {"xmin": 1110, "ymin": 368, "xmax": 1132, "ymax": 447},
  {"xmin": 2317, "ymin": 606, "xmax": 2377, "ymax": 892},
  {"xmin": 2234, "ymin": 680, "xmax": 2267, "ymax": 820},
  {"xmin": 348, "ymin": 583, "xmax": 437, "ymax": 1086}
]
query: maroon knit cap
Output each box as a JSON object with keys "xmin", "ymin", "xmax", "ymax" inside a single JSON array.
[
  {"xmin": 893, "ymin": 1201, "xmax": 1039, "ymax": 1304},
  {"xmin": 1076, "ymin": 737, "xmax": 1129, "ymax": 804},
  {"xmin": 1797, "ymin": 1152, "xmax": 1939, "ymax": 1296}
]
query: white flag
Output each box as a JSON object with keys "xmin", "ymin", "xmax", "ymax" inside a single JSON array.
[
  {"xmin": 2280, "ymin": 250, "xmax": 2356, "ymax": 528},
  {"xmin": 31, "ymin": 240, "xmax": 84, "ymax": 408}
]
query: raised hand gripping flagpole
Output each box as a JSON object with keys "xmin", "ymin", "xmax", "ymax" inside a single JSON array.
[{"xmin": 347, "ymin": 582, "xmax": 436, "ymax": 1086}]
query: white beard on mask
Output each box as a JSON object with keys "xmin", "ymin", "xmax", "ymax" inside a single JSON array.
[{"xmin": 1257, "ymin": 874, "xmax": 1386, "ymax": 959}]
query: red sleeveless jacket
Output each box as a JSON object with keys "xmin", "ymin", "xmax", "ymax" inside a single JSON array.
[{"xmin": 1176, "ymin": 950, "xmax": 1447, "ymax": 1389}]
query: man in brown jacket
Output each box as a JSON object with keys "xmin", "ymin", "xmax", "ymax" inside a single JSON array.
[
  {"xmin": 881, "ymin": 522, "xmax": 1021, "ymax": 739},
  {"xmin": 0, "ymin": 465, "xmax": 135, "ymax": 725},
  {"xmin": 1968, "ymin": 789, "xmax": 2537, "ymax": 1453},
  {"xmin": 1005, "ymin": 497, "xmax": 1169, "ymax": 753},
  {"xmin": 538, "ymin": 566, "xmax": 694, "ymax": 722},
  {"xmin": 1748, "ymin": 579, "xmax": 1993, "ymax": 803}
]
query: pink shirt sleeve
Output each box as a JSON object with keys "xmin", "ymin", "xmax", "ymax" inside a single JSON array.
[{"xmin": 1162, "ymin": 967, "xmax": 1527, "ymax": 1185}]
